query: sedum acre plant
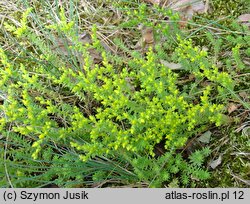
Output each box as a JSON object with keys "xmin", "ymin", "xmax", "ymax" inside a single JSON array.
[{"xmin": 0, "ymin": 3, "xmax": 238, "ymax": 187}]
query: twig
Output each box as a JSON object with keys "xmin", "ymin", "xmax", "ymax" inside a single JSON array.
[
  {"xmin": 231, "ymin": 173, "xmax": 250, "ymax": 186},
  {"xmin": 230, "ymin": 152, "xmax": 250, "ymax": 157},
  {"xmin": 4, "ymin": 124, "xmax": 14, "ymax": 188}
]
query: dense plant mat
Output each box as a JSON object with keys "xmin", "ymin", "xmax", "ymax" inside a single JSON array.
[{"xmin": 0, "ymin": 0, "xmax": 249, "ymax": 187}]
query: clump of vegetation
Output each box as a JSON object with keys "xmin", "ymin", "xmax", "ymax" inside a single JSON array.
[{"xmin": 0, "ymin": 0, "xmax": 249, "ymax": 188}]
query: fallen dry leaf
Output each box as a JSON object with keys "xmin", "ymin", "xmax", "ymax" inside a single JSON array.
[
  {"xmin": 238, "ymin": 14, "xmax": 250, "ymax": 28},
  {"xmin": 52, "ymin": 37, "xmax": 71, "ymax": 56},
  {"xmin": 52, "ymin": 32, "xmax": 103, "ymax": 65},
  {"xmin": 143, "ymin": 0, "xmax": 207, "ymax": 28},
  {"xmin": 238, "ymin": 14, "xmax": 250, "ymax": 22},
  {"xmin": 198, "ymin": 131, "xmax": 211, "ymax": 144},
  {"xmin": 160, "ymin": 59, "xmax": 183, "ymax": 70},
  {"xmin": 143, "ymin": 0, "xmax": 161, "ymax": 5},
  {"xmin": 52, "ymin": 32, "xmax": 92, "ymax": 55},
  {"xmin": 169, "ymin": 0, "xmax": 206, "ymax": 27},
  {"xmin": 171, "ymin": 0, "xmax": 205, "ymax": 14},
  {"xmin": 133, "ymin": 25, "xmax": 155, "ymax": 51},
  {"xmin": 239, "ymin": 91, "xmax": 249, "ymax": 99},
  {"xmin": 142, "ymin": 27, "xmax": 154, "ymax": 44},
  {"xmin": 209, "ymin": 154, "xmax": 222, "ymax": 169},
  {"xmin": 190, "ymin": 0, "xmax": 206, "ymax": 14},
  {"xmin": 227, "ymin": 103, "xmax": 239, "ymax": 114}
]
